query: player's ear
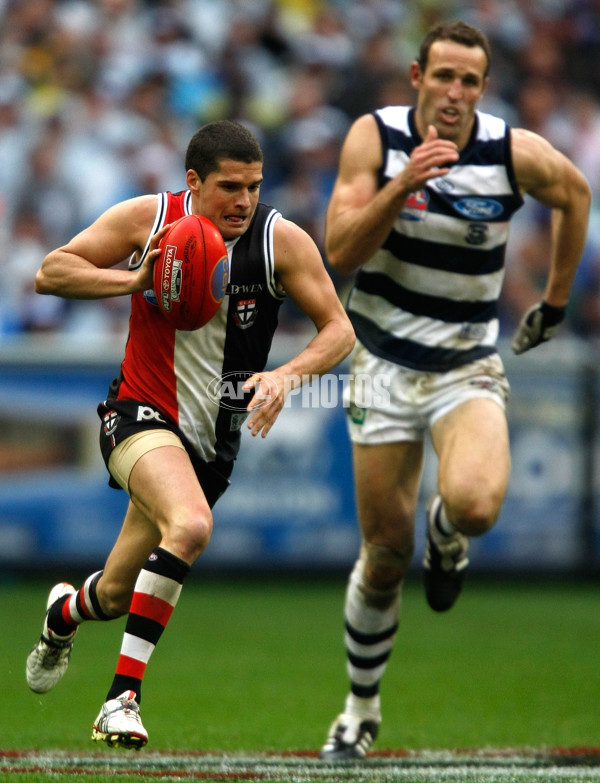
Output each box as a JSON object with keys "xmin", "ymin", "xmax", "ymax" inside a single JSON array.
[
  {"xmin": 409, "ymin": 61, "xmax": 422, "ymax": 89},
  {"xmin": 186, "ymin": 169, "xmax": 201, "ymax": 193}
]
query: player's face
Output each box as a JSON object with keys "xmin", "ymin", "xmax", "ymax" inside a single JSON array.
[
  {"xmin": 189, "ymin": 159, "xmax": 263, "ymax": 241},
  {"xmin": 411, "ymin": 40, "xmax": 488, "ymax": 149}
]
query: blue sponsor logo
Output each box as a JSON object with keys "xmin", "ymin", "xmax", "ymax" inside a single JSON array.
[
  {"xmin": 210, "ymin": 254, "xmax": 229, "ymax": 303},
  {"xmin": 454, "ymin": 197, "xmax": 503, "ymax": 220}
]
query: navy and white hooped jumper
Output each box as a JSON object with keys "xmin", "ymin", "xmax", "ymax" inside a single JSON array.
[{"xmin": 346, "ymin": 106, "xmax": 524, "ymax": 373}]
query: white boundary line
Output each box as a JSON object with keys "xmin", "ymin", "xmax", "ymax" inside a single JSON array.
[{"xmin": 1, "ymin": 749, "xmax": 600, "ymax": 781}]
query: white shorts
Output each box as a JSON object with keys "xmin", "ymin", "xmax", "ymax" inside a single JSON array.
[{"xmin": 344, "ymin": 341, "xmax": 510, "ymax": 445}]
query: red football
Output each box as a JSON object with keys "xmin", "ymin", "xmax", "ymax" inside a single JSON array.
[{"xmin": 153, "ymin": 214, "xmax": 229, "ymax": 331}]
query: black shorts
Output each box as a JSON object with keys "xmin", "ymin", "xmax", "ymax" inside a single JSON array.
[{"xmin": 97, "ymin": 398, "xmax": 231, "ymax": 508}]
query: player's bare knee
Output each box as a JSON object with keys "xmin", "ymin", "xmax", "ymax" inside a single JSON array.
[
  {"xmin": 453, "ymin": 496, "xmax": 500, "ymax": 537},
  {"xmin": 166, "ymin": 507, "xmax": 213, "ymax": 563},
  {"xmin": 358, "ymin": 541, "xmax": 411, "ymax": 595}
]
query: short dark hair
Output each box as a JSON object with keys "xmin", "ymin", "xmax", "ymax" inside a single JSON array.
[
  {"xmin": 185, "ymin": 120, "xmax": 263, "ymax": 180},
  {"xmin": 417, "ymin": 20, "xmax": 491, "ymax": 78}
]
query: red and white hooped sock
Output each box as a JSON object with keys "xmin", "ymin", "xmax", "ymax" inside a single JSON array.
[
  {"xmin": 106, "ymin": 546, "xmax": 190, "ymax": 704},
  {"xmin": 46, "ymin": 571, "xmax": 110, "ymax": 639}
]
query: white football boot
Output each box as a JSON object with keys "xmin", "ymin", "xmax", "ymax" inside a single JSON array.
[
  {"xmin": 26, "ymin": 582, "xmax": 77, "ymax": 693},
  {"xmin": 320, "ymin": 695, "xmax": 380, "ymax": 761},
  {"xmin": 92, "ymin": 690, "xmax": 148, "ymax": 750}
]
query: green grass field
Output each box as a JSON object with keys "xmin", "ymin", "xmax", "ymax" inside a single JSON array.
[{"xmin": 1, "ymin": 572, "xmax": 599, "ymax": 782}]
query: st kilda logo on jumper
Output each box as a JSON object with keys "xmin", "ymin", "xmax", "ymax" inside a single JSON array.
[
  {"xmin": 226, "ymin": 282, "xmax": 263, "ymax": 330},
  {"xmin": 102, "ymin": 409, "xmax": 120, "ymax": 447},
  {"xmin": 233, "ymin": 298, "xmax": 257, "ymax": 329}
]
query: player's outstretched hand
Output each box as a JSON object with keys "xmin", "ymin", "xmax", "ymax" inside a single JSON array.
[
  {"xmin": 243, "ymin": 370, "xmax": 286, "ymax": 438},
  {"xmin": 511, "ymin": 300, "xmax": 566, "ymax": 354}
]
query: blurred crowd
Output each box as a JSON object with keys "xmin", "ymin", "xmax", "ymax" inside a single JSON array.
[{"xmin": 1, "ymin": 0, "xmax": 600, "ymax": 345}]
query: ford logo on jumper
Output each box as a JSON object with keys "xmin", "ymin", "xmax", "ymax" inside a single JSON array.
[{"xmin": 454, "ymin": 197, "xmax": 503, "ymax": 220}]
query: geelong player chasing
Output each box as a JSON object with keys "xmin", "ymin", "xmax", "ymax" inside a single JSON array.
[{"xmin": 319, "ymin": 20, "xmax": 590, "ymax": 760}]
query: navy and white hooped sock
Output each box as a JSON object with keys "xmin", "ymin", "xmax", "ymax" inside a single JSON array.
[
  {"xmin": 432, "ymin": 495, "xmax": 456, "ymax": 537},
  {"xmin": 343, "ymin": 561, "xmax": 399, "ymax": 705}
]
